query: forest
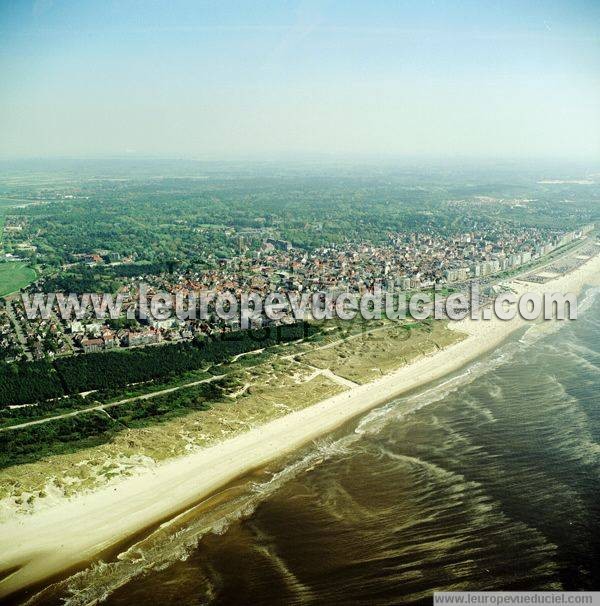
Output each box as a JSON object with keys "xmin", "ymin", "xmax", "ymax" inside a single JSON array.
[
  {"xmin": 0, "ymin": 380, "xmax": 230, "ymax": 468},
  {"xmin": 0, "ymin": 321, "xmax": 319, "ymax": 408},
  {"xmin": 2, "ymin": 162, "xmax": 598, "ymax": 298}
]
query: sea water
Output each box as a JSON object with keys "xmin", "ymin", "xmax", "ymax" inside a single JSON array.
[{"xmin": 27, "ymin": 288, "xmax": 600, "ymax": 606}]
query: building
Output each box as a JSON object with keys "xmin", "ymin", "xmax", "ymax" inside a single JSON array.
[{"xmin": 82, "ymin": 338, "xmax": 104, "ymax": 353}]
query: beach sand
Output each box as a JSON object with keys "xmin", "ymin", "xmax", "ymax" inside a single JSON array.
[{"xmin": 1, "ymin": 252, "xmax": 599, "ymax": 600}]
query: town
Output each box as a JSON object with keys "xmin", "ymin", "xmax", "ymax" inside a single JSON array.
[{"xmin": 1, "ymin": 220, "xmax": 595, "ymax": 362}]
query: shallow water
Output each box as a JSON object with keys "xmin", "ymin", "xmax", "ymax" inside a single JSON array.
[{"xmin": 28, "ymin": 289, "xmax": 600, "ymax": 606}]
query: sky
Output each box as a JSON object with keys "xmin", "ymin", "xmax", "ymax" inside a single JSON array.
[{"xmin": 0, "ymin": 0, "xmax": 599, "ymax": 160}]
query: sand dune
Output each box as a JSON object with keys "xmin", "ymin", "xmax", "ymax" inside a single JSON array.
[{"xmin": 1, "ymin": 252, "xmax": 599, "ymax": 600}]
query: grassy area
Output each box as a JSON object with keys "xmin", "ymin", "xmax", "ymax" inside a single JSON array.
[
  {"xmin": 0, "ymin": 380, "xmax": 230, "ymax": 469},
  {"xmin": 0, "ymin": 319, "xmax": 462, "ymax": 509},
  {"xmin": 302, "ymin": 320, "xmax": 463, "ymax": 384},
  {"xmin": 0, "ymin": 368, "xmax": 344, "ymax": 504},
  {"xmin": 0, "ymin": 262, "xmax": 37, "ymax": 298},
  {"xmin": 0, "ymin": 204, "xmax": 37, "ymax": 297},
  {"xmin": 0, "ymin": 209, "xmax": 5, "ymax": 253}
]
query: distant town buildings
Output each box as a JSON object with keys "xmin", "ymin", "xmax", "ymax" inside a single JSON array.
[{"xmin": 0, "ymin": 223, "xmax": 595, "ymax": 361}]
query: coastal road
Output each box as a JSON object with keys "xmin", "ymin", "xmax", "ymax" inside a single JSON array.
[
  {"xmin": 2, "ymin": 251, "xmax": 599, "ymax": 602},
  {"xmin": 3, "ymin": 235, "xmax": 595, "ymax": 433},
  {"xmin": 0, "ymin": 322, "xmax": 394, "ymax": 432},
  {"xmin": 0, "ymin": 373, "xmax": 227, "ymax": 432}
]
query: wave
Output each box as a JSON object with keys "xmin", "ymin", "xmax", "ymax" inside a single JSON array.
[
  {"xmin": 28, "ymin": 286, "xmax": 600, "ymax": 606},
  {"xmin": 25, "ymin": 435, "xmax": 356, "ymax": 606},
  {"xmin": 354, "ymin": 340, "xmax": 521, "ymax": 439}
]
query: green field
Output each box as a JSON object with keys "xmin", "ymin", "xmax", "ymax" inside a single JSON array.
[
  {"xmin": 0, "ymin": 262, "xmax": 36, "ymax": 297},
  {"xmin": 0, "ymin": 209, "xmax": 36, "ymax": 296}
]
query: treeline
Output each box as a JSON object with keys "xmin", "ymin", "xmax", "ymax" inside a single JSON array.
[
  {"xmin": 111, "ymin": 261, "xmax": 173, "ymax": 277},
  {"xmin": 0, "ymin": 412, "xmax": 116, "ymax": 468},
  {"xmin": 40, "ymin": 262, "xmax": 173, "ymax": 294},
  {"xmin": 42, "ymin": 268, "xmax": 120, "ymax": 294},
  {"xmin": 0, "ymin": 322, "xmax": 318, "ymax": 408},
  {"xmin": 0, "ymin": 361, "xmax": 64, "ymax": 406},
  {"xmin": 0, "ymin": 380, "xmax": 228, "ymax": 468},
  {"xmin": 0, "ymin": 394, "xmax": 90, "ymax": 427}
]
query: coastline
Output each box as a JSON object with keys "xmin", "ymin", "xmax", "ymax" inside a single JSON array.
[{"xmin": 1, "ymin": 252, "xmax": 599, "ymax": 600}]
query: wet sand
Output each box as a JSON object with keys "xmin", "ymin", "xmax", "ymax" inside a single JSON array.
[{"xmin": 1, "ymin": 252, "xmax": 599, "ymax": 600}]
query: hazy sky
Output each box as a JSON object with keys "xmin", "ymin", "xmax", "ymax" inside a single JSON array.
[{"xmin": 1, "ymin": 0, "xmax": 599, "ymax": 160}]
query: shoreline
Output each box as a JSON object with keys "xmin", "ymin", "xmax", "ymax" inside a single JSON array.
[{"xmin": 1, "ymin": 252, "xmax": 599, "ymax": 600}]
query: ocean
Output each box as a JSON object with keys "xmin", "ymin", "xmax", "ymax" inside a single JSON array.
[{"xmin": 29, "ymin": 288, "xmax": 600, "ymax": 606}]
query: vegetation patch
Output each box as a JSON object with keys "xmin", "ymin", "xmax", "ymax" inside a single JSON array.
[
  {"xmin": 0, "ymin": 380, "xmax": 231, "ymax": 469},
  {"xmin": 303, "ymin": 320, "xmax": 463, "ymax": 384},
  {"xmin": 0, "ymin": 262, "xmax": 36, "ymax": 298},
  {"xmin": 0, "ymin": 321, "xmax": 319, "ymax": 407}
]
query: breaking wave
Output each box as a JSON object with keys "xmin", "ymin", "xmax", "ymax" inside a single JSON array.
[{"xmin": 24, "ymin": 286, "xmax": 600, "ymax": 605}]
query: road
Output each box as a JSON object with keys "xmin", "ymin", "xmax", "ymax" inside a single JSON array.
[
  {"xmin": 1, "ymin": 373, "xmax": 227, "ymax": 432},
  {"xmin": 2, "ymin": 233, "xmax": 595, "ymax": 433},
  {"xmin": 4, "ymin": 300, "xmax": 32, "ymax": 361},
  {"xmin": 0, "ymin": 322, "xmax": 395, "ymax": 432}
]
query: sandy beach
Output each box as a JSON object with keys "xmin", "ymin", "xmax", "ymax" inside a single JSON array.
[{"xmin": 1, "ymin": 252, "xmax": 599, "ymax": 600}]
